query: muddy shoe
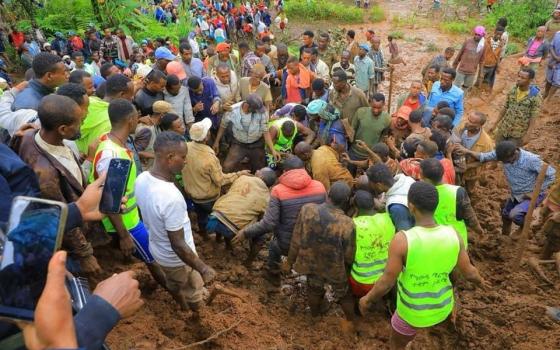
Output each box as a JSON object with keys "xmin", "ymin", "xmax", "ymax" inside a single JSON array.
[{"xmin": 545, "ymin": 306, "xmax": 560, "ymax": 322}]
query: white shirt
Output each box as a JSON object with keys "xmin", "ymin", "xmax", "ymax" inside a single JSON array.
[
  {"xmin": 35, "ymin": 132, "xmax": 83, "ymax": 186},
  {"xmin": 135, "ymin": 172, "xmax": 196, "ymax": 267}
]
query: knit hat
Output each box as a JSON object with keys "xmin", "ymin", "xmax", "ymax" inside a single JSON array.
[
  {"xmin": 153, "ymin": 101, "xmax": 174, "ymax": 114},
  {"xmin": 189, "ymin": 118, "xmax": 212, "ymax": 142}
]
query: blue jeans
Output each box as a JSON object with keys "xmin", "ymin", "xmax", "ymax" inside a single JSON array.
[
  {"xmin": 193, "ymin": 200, "xmax": 216, "ymax": 233},
  {"xmin": 388, "ymin": 203, "xmax": 415, "ymax": 231},
  {"xmin": 206, "ymin": 216, "xmax": 235, "ymax": 239}
]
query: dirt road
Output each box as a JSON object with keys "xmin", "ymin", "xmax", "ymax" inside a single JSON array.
[{"xmin": 103, "ymin": 1, "xmax": 560, "ymax": 349}]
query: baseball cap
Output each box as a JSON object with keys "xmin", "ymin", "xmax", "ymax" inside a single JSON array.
[
  {"xmin": 155, "ymin": 47, "xmax": 176, "ymax": 61},
  {"xmin": 474, "ymin": 25, "xmax": 486, "ymax": 36},
  {"xmin": 62, "ymin": 55, "xmax": 70, "ymax": 60},
  {"xmin": 43, "ymin": 42, "xmax": 51, "ymax": 49},
  {"xmin": 245, "ymin": 94, "xmax": 266, "ymax": 113},
  {"xmin": 153, "ymin": 101, "xmax": 174, "ymax": 114},
  {"xmin": 166, "ymin": 61, "xmax": 187, "ymax": 80},
  {"xmin": 358, "ymin": 43, "xmax": 370, "ymax": 52},
  {"xmin": 189, "ymin": 118, "xmax": 212, "ymax": 142}
]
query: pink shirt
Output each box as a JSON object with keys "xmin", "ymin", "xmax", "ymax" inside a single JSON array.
[{"xmin": 527, "ymin": 39, "xmax": 543, "ymax": 56}]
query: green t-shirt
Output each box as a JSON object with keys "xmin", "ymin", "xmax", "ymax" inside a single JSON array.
[
  {"xmin": 76, "ymin": 97, "xmax": 111, "ymax": 154},
  {"xmin": 350, "ymin": 107, "xmax": 390, "ymax": 159}
]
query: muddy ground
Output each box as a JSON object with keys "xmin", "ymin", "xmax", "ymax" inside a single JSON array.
[{"xmin": 102, "ymin": 1, "xmax": 560, "ymax": 349}]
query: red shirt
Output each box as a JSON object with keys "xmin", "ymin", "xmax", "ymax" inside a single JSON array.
[
  {"xmin": 403, "ymin": 96, "xmax": 421, "ymax": 111},
  {"xmin": 10, "ymin": 31, "xmax": 24, "ymax": 49},
  {"xmin": 399, "ymin": 158, "xmax": 456, "ymax": 185}
]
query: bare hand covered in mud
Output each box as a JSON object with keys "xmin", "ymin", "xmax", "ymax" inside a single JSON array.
[
  {"xmin": 341, "ymin": 153, "xmax": 351, "ymax": 163},
  {"xmin": 210, "ymin": 101, "xmax": 220, "ymax": 115},
  {"xmin": 358, "ymin": 296, "xmax": 369, "ymax": 316},
  {"xmin": 201, "ymin": 266, "xmax": 217, "ymax": 284},
  {"xmin": 355, "ymin": 140, "xmax": 370, "ymax": 152},
  {"xmin": 193, "ymin": 101, "xmax": 204, "ymax": 113},
  {"xmin": 93, "ymin": 271, "xmax": 144, "ymax": 318}
]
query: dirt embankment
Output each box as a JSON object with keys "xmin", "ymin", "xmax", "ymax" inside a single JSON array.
[{"xmin": 103, "ymin": 2, "xmax": 560, "ymax": 349}]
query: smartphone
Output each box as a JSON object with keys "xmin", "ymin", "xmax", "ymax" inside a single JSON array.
[
  {"xmin": 100, "ymin": 158, "xmax": 132, "ymax": 214},
  {"xmin": 0, "ymin": 196, "xmax": 68, "ymax": 322}
]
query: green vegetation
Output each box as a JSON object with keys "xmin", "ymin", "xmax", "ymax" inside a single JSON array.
[
  {"xmin": 369, "ymin": 5, "xmax": 386, "ymax": 23},
  {"xmin": 505, "ymin": 42, "xmax": 521, "ymax": 56},
  {"xmin": 388, "ymin": 30, "xmax": 404, "ymax": 40},
  {"xmin": 4, "ymin": 0, "xmax": 192, "ymax": 43},
  {"xmin": 425, "ymin": 42, "xmax": 440, "ymax": 52},
  {"xmin": 284, "ymin": 0, "xmax": 362, "ymax": 23},
  {"xmin": 484, "ymin": 0, "xmax": 555, "ymax": 40},
  {"xmin": 439, "ymin": 18, "xmax": 479, "ymax": 34},
  {"xmin": 390, "ymin": 14, "xmax": 416, "ymax": 28}
]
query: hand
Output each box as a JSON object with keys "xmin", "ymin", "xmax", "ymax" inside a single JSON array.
[
  {"xmin": 274, "ymin": 78, "xmax": 281, "ymax": 86},
  {"xmin": 201, "ymin": 266, "xmax": 217, "ymax": 284},
  {"xmin": 478, "ymin": 277, "xmax": 491, "ymax": 291},
  {"xmin": 453, "ymin": 144, "xmax": 468, "ymax": 156},
  {"xmin": 210, "ymin": 101, "xmax": 220, "ymax": 115},
  {"xmin": 79, "ymin": 255, "xmax": 102, "ymax": 275},
  {"xmin": 549, "ymin": 211, "xmax": 560, "ymax": 224},
  {"xmin": 93, "ymin": 271, "xmax": 143, "ymax": 318},
  {"xmin": 358, "ymin": 296, "xmax": 370, "ymax": 316},
  {"xmin": 341, "ymin": 153, "xmax": 351, "ymax": 163},
  {"xmin": 119, "ymin": 234, "xmax": 136, "ymax": 258},
  {"xmin": 272, "ymin": 149, "xmax": 282, "ymax": 162},
  {"xmin": 14, "ymin": 122, "xmax": 39, "ymax": 137},
  {"xmin": 20, "ymin": 251, "xmax": 77, "ymax": 350},
  {"xmin": 212, "ymin": 142, "xmax": 220, "ymax": 154},
  {"xmin": 76, "ymin": 173, "xmax": 129, "ymax": 222},
  {"xmin": 222, "ymin": 100, "xmax": 234, "ymax": 112},
  {"xmin": 355, "ymin": 139, "xmax": 369, "ymax": 152},
  {"xmin": 237, "ymin": 170, "xmax": 252, "ymax": 176},
  {"xmin": 193, "ymin": 101, "xmax": 204, "ymax": 113},
  {"xmin": 232, "ymin": 229, "xmax": 246, "ymax": 245},
  {"xmin": 386, "ymin": 135, "xmax": 396, "ymax": 149}
]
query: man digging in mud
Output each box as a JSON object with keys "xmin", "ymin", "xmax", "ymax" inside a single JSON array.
[
  {"xmin": 459, "ymin": 140, "xmax": 556, "ymax": 237},
  {"xmin": 359, "ymin": 181, "xmax": 489, "ymax": 350}
]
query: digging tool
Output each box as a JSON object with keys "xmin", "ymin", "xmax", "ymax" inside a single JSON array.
[
  {"xmin": 387, "ymin": 66, "xmax": 394, "ymax": 113},
  {"xmin": 514, "ymin": 163, "xmax": 549, "ymax": 270},
  {"xmin": 207, "ymin": 283, "xmax": 247, "ymax": 305},
  {"xmin": 527, "ymin": 257, "xmax": 554, "ymax": 286}
]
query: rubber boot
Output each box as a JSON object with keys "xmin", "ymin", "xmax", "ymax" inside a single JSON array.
[{"xmin": 243, "ymin": 241, "xmax": 262, "ymax": 267}]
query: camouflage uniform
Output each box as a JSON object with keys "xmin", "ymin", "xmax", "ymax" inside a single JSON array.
[
  {"xmin": 495, "ymin": 85, "xmax": 542, "ymax": 142},
  {"xmin": 317, "ymin": 46, "xmax": 339, "ymax": 69}
]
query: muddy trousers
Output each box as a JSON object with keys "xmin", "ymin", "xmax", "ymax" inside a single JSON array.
[
  {"xmin": 307, "ymin": 275, "xmax": 355, "ymax": 319},
  {"xmin": 266, "ymin": 238, "xmax": 289, "ymax": 287}
]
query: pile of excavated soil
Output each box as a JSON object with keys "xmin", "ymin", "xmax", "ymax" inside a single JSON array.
[{"xmin": 102, "ymin": 3, "xmax": 560, "ymax": 348}]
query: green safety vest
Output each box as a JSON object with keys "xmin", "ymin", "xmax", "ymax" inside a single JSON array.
[
  {"xmin": 271, "ymin": 117, "xmax": 297, "ymax": 152},
  {"xmin": 434, "ymin": 184, "xmax": 468, "ymax": 248},
  {"xmin": 351, "ymin": 213, "xmax": 395, "ymax": 284},
  {"xmin": 89, "ymin": 136, "xmax": 140, "ymax": 232},
  {"xmin": 397, "ymin": 225, "xmax": 460, "ymax": 328}
]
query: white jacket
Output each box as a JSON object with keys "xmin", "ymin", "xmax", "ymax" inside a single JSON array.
[{"xmin": 386, "ymin": 174, "xmax": 416, "ymax": 208}]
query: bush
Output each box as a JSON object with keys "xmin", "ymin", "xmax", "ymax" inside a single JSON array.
[
  {"xmin": 284, "ymin": 0, "xmax": 362, "ymax": 23},
  {"xmin": 440, "ymin": 17, "xmax": 479, "ymax": 34},
  {"xmin": 369, "ymin": 5, "xmax": 386, "ymax": 23},
  {"xmin": 389, "ymin": 30, "xmax": 404, "ymax": 40},
  {"xmin": 484, "ymin": 0, "xmax": 555, "ymax": 40}
]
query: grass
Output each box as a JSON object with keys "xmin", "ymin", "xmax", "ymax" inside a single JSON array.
[
  {"xmin": 391, "ymin": 13, "xmax": 416, "ymax": 27},
  {"xmin": 388, "ymin": 30, "xmax": 404, "ymax": 40},
  {"xmin": 284, "ymin": 0, "xmax": 362, "ymax": 23},
  {"xmin": 369, "ymin": 4, "xmax": 386, "ymax": 23},
  {"xmin": 505, "ymin": 42, "xmax": 521, "ymax": 56},
  {"xmin": 425, "ymin": 42, "xmax": 440, "ymax": 52},
  {"xmin": 439, "ymin": 18, "xmax": 479, "ymax": 35}
]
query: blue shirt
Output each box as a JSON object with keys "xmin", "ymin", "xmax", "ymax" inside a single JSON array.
[
  {"xmin": 318, "ymin": 119, "xmax": 347, "ymax": 150},
  {"xmin": 12, "ymin": 79, "xmax": 54, "ymax": 111},
  {"xmin": 427, "ymin": 81, "xmax": 464, "ymax": 126},
  {"xmin": 479, "ymin": 149, "xmax": 556, "ymax": 199},
  {"xmin": 353, "ymin": 55, "xmax": 375, "ymax": 92},
  {"xmin": 189, "ymin": 77, "xmax": 221, "ymax": 128},
  {"xmin": 182, "ymin": 58, "xmax": 206, "ymax": 79}
]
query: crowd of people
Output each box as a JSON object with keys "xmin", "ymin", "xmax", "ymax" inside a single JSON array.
[{"xmin": 1, "ymin": 1, "xmax": 560, "ymax": 349}]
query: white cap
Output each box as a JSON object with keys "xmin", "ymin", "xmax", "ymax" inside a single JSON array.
[{"xmin": 189, "ymin": 118, "xmax": 212, "ymax": 142}]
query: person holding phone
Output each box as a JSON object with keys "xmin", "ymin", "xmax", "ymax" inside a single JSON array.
[
  {"xmin": 136, "ymin": 131, "xmax": 216, "ymax": 314},
  {"xmin": 89, "ymin": 98, "xmax": 167, "ymax": 289}
]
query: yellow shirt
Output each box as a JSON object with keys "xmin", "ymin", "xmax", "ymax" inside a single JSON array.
[
  {"xmin": 310, "ymin": 145, "xmax": 353, "ymax": 191},
  {"xmin": 516, "ymin": 88, "xmax": 529, "ymax": 102},
  {"xmin": 182, "ymin": 142, "xmax": 240, "ymax": 202}
]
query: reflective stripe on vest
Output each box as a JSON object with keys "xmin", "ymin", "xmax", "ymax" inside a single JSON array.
[
  {"xmin": 271, "ymin": 117, "xmax": 297, "ymax": 152},
  {"xmin": 351, "ymin": 213, "xmax": 395, "ymax": 284},
  {"xmin": 434, "ymin": 184, "xmax": 468, "ymax": 248},
  {"xmin": 396, "ymin": 225, "xmax": 459, "ymax": 328},
  {"xmin": 89, "ymin": 136, "xmax": 140, "ymax": 231}
]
